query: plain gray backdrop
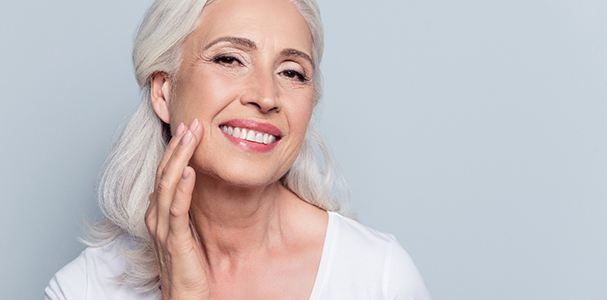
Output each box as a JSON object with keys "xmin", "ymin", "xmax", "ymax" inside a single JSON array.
[{"xmin": 1, "ymin": 0, "xmax": 606, "ymax": 299}]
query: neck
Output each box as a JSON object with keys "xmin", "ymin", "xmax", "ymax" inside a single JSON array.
[{"xmin": 189, "ymin": 172, "xmax": 291, "ymax": 274}]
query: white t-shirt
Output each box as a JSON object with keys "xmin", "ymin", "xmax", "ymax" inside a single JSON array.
[{"xmin": 45, "ymin": 211, "xmax": 431, "ymax": 299}]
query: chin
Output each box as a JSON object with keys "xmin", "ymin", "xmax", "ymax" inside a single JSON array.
[{"xmin": 191, "ymin": 153, "xmax": 287, "ymax": 189}]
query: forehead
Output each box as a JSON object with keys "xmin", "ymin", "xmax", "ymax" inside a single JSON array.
[{"xmin": 191, "ymin": 0, "xmax": 313, "ymax": 53}]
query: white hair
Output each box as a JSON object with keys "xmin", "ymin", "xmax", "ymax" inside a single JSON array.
[{"xmin": 82, "ymin": 0, "xmax": 353, "ymax": 293}]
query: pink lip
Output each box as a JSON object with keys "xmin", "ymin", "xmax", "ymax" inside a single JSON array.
[
  {"xmin": 219, "ymin": 119, "xmax": 282, "ymax": 153},
  {"xmin": 219, "ymin": 119, "xmax": 283, "ymax": 138},
  {"xmin": 221, "ymin": 131, "xmax": 279, "ymax": 153}
]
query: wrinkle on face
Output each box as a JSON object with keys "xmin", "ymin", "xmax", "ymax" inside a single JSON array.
[{"xmin": 166, "ymin": 0, "xmax": 315, "ymax": 187}]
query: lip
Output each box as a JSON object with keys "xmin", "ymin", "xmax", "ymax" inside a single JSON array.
[
  {"xmin": 219, "ymin": 119, "xmax": 283, "ymax": 153},
  {"xmin": 221, "ymin": 130, "xmax": 279, "ymax": 153},
  {"xmin": 219, "ymin": 119, "xmax": 283, "ymax": 138}
]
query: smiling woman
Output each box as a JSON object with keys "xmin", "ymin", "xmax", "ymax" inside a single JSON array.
[{"xmin": 44, "ymin": 0, "xmax": 431, "ymax": 299}]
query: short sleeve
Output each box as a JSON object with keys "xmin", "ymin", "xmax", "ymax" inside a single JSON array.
[
  {"xmin": 383, "ymin": 234, "xmax": 432, "ymax": 300},
  {"xmin": 44, "ymin": 251, "xmax": 88, "ymax": 300}
]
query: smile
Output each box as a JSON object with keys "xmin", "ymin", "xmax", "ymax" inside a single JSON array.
[
  {"xmin": 220, "ymin": 125, "xmax": 278, "ymax": 145},
  {"xmin": 218, "ymin": 119, "xmax": 283, "ymax": 153}
]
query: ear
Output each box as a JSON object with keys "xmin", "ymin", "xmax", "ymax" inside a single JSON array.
[{"xmin": 149, "ymin": 72, "xmax": 172, "ymax": 124}]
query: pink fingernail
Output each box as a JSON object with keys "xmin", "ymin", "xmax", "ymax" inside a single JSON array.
[
  {"xmin": 181, "ymin": 130, "xmax": 192, "ymax": 145},
  {"xmin": 190, "ymin": 118, "xmax": 199, "ymax": 132},
  {"xmin": 175, "ymin": 122, "xmax": 185, "ymax": 136},
  {"xmin": 182, "ymin": 168, "xmax": 190, "ymax": 179}
]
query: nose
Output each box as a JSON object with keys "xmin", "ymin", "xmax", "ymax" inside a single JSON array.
[{"xmin": 240, "ymin": 68, "xmax": 280, "ymax": 114}]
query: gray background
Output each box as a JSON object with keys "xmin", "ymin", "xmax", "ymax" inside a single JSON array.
[{"xmin": 1, "ymin": 0, "xmax": 605, "ymax": 299}]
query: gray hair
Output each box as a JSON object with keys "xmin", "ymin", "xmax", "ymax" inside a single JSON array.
[{"xmin": 82, "ymin": 0, "xmax": 352, "ymax": 293}]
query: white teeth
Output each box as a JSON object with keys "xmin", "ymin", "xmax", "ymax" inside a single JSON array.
[
  {"xmin": 220, "ymin": 125, "xmax": 279, "ymax": 145},
  {"xmin": 254, "ymin": 132, "xmax": 264, "ymax": 143}
]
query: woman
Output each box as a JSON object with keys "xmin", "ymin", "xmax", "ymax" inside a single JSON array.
[{"xmin": 45, "ymin": 0, "xmax": 431, "ymax": 299}]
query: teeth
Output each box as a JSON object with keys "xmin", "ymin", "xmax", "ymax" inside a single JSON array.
[
  {"xmin": 254, "ymin": 132, "xmax": 264, "ymax": 143},
  {"xmin": 220, "ymin": 125, "xmax": 279, "ymax": 145}
]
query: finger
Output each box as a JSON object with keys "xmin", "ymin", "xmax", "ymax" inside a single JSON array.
[
  {"xmin": 168, "ymin": 166, "xmax": 196, "ymax": 242},
  {"xmin": 151, "ymin": 122, "xmax": 185, "ymax": 239},
  {"xmin": 155, "ymin": 122, "xmax": 187, "ymax": 188},
  {"xmin": 144, "ymin": 192, "xmax": 157, "ymax": 237},
  {"xmin": 156, "ymin": 119, "xmax": 203, "ymax": 241},
  {"xmin": 144, "ymin": 192, "xmax": 166, "ymax": 278}
]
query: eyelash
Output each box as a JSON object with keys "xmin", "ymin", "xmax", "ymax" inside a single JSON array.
[
  {"xmin": 213, "ymin": 55, "xmax": 242, "ymax": 66},
  {"xmin": 212, "ymin": 55, "xmax": 310, "ymax": 83}
]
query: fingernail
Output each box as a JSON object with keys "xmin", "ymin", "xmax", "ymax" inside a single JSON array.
[
  {"xmin": 182, "ymin": 167, "xmax": 190, "ymax": 179},
  {"xmin": 181, "ymin": 130, "xmax": 192, "ymax": 145},
  {"xmin": 175, "ymin": 122, "xmax": 185, "ymax": 136},
  {"xmin": 190, "ymin": 118, "xmax": 199, "ymax": 132}
]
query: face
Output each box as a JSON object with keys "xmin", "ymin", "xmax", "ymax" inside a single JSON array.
[{"xmin": 151, "ymin": 0, "xmax": 315, "ymax": 187}]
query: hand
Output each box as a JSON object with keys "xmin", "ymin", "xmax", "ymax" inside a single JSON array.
[{"xmin": 145, "ymin": 118, "xmax": 210, "ymax": 300}]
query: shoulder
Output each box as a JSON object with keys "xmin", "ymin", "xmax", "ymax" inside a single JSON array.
[
  {"xmin": 328, "ymin": 211, "xmax": 398, "ymax": 262},
  {"xmin": 44, "ymin": 234, "xmax": 157, "ymax": 300},
  {"xmin": 383, "ymin": 234, "xmax": 432, "ymax": 300},
  {"xmin": 45, "ymin": 247, "xmax": 89, "ymax": 300},
  {"xmin": 326, "ymin": 212, "xmax": 432, "ymax": 299},
  {"xmin": 329, "ymin": 211, "xmax": 395, "ymax": 245}
]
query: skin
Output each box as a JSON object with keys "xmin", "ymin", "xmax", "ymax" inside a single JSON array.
[{"xmin": 145, "ymin": 0, "xmax": 329, "ymax": 299}]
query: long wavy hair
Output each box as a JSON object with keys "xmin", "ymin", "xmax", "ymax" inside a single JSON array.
[{"xmin": 82, "ymin": 0, "xmax": 353, "ymax": 293}]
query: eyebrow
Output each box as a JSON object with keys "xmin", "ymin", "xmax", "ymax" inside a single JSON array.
[
  {"xmin": 203, "ymin": 36, "xmax": 257, "ymax": 51},
  {"xmin": 203, "ymin": 36, "xmax": 315, "ymax": 68},
  {"xmin": 280, "ymin": 48, "xmax": 315, "ymax": 69}
]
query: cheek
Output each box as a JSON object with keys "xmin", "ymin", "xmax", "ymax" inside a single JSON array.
[
  {"xmin": 279, "ymin": 95, "xmax": 314, "ymax": 165},
  {"xmin": 285, "ymin": 93, "xmax": 314, "ymax": 135},
  {"xmin": 174, "ymin": 69, "xmax": 237, "ymax": 121}
]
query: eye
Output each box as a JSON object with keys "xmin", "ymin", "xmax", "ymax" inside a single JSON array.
[
  {"xmin": 212, "ymin": 55, "xmax": 243, "ymax": 66},
  {"xmin": 280, "ymin": 70, "xmax": 309, "ymax": 83}
]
